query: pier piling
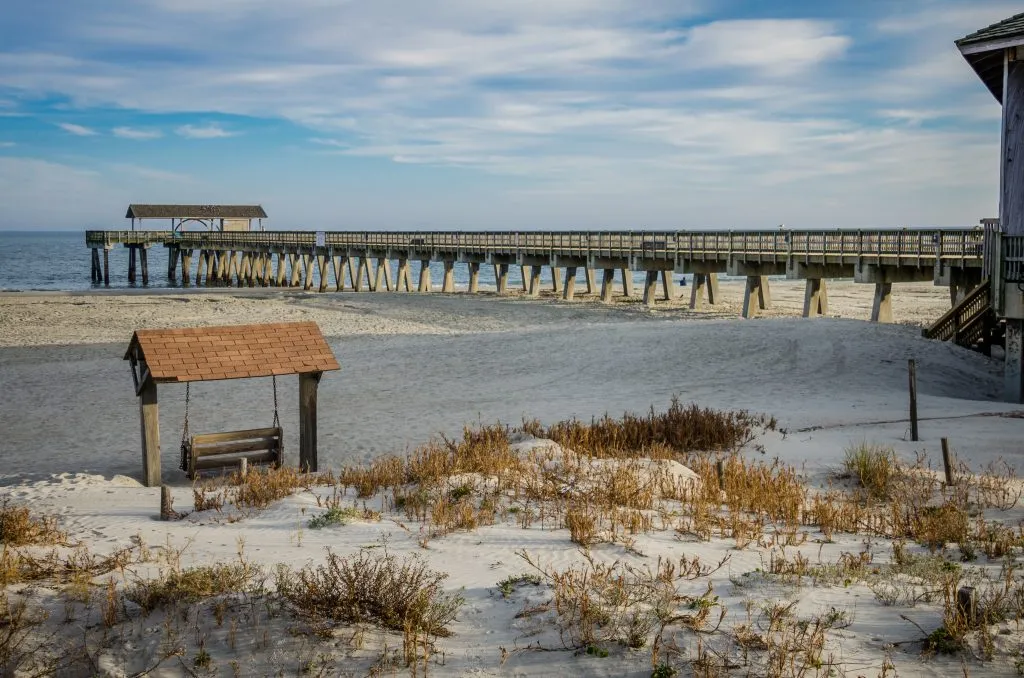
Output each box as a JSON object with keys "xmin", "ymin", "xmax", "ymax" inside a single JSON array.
[{"xmin": 563, "ymin": 267, "xmax": 578, "ymax": 301}]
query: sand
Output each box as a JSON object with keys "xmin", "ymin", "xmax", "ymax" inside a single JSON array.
[{"xmin": 1, "ymin": 286, "xmax": 1022, "ymax": 677}]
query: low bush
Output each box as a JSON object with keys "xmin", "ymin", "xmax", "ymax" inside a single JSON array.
[
  {"xmin": 843, "ymin": 443, "xmax": 898, "ymax": 500},
  {"xmin": 126, "ymin": 563, "xmax": 263, "ymax": 613},
  {"xmin": 0, "ymin": 501, "xmax": 65, "ymax": 546},
  {"xmin": 276, "ymin": 548, "xmax": 463, "ymax": 637}
]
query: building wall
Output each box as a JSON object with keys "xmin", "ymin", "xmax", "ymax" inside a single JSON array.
[{"xmin": 222, "ymin": 219, "xmax": 251, "ymax": 232}]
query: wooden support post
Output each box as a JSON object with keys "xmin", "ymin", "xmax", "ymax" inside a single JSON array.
[
  {"xmin": 332, "ymin": 256, "xmax": 344, "ymax": 291},
  {"xmin": 803, "ymin": 279, "xmax": 828, "ymax": 317},
  {"xmin": 600, "ymin": 269, "xmax": 615, "ymax": 303},
  {"xmin": 374, "ymin": 258, "xmax": 390, "ymax": 291},
  {"xmin": 742, "ymin": 276, "xmax": 770, "ymax": 318},
  {"xmin": 585, "ymin": 267, "xmax": 596, "ymax": 295},
  {"xmin": 195, "ymin": 251, "xmax": 207, "ymax": 286},
  {"xmin": 318, "ymin": 254, "xmax": 329, "ymax": 293},
  {"xmin": 365, "ymin": 258, "xmax": 378, "ymax": 292},
  {"xmin": 103, "ymin": 248, "xmax": 111, "ymax": 286},
  {"xmin": 660, "ymin": 270, "xmax": 675, "ymax": 301},
  {"xmin": 908, "ymin": 359, "xmax": 919, "ymax": 442},
  {"xmin": 91, "ymin": 248, "xmax": 101, "ymax": 283},
  {"xmin": 381, "ymin": 259, "xmax": 393, "ymax": 291},
  {"xmin": 290, "ymin": 254, "xmax": 302, "ymax": 287},
  {"xmin": 941, "ymin": 438, "xmax": 955, "ymax": 486},
  {"xmin": 520, "ymin": 266, "xmax": 531, "ymax": 292},
  {"xmin": 551, "ymin": 266, "xmax": 562, "ymax": 293},
  {"xmin": 276, "ymin": 253, "xmax": 287, "ymax": 287},
  {"xmin": 304, "ymin": 254, "xmax": 315, "ymax": 291},
  {"xmin": 563, "ymin": 266, "xmax": 578, "ymax": 300},
  {"xmin": 159, "ymin": 486, "xmax": 174, "ymax": 521},
  {"xmin": 468, "ymin": 262, "xmax": 480, "ymax": 293},
  {"xmin": 299, "ymin": 371, "xmax": 322, "ymax": 473},
  {"xmin": 529, "ymin": 266, "xmax": 541, "ymax": 298},
  {"xmin": 442, "ymin": 260, "xmax": 455, "ymax": 293},
  {"xmin": 642, "ymin": 270, "xmax": 659, "ymax": 306},
  {"xmin": 140, "ymin": 247, "xmax": 149, "ymax": 285},
  {"xmin": 496, "ymin": 264, "xmax": 509, "ymax": 295},
  {"xmin": 957, "ymin": 586, "xmax": 977, "ymax": 625},
  {"xmin": 871, "ymin": 283, "xmax": 893, "ymax": 323},
  {"xmin": 238, "ymin": 254, "xmax": 250, "ymax": 286},
  {"xmin": 346, "ymin": 257, "xmax": 358, "ymax": 289},
  {"xmin": 139, "ymin": 379, "xmax": 161, "ymax": 488},
  {"xmin": 215, "ymin": 251, "xmax": 227, "ymax": 284},
  {"xmin": 620, "ymin": 269, "xmax": 634, "ymax": 297},
  {"xmin": 353, "ymin": 257, "xmax": 368, "ymax": 291},
  {"xmin": 239, "ymin": 457, "xmax": 248, "ymax": 479},
  {"xmin": 166, "ymin": 245, "xmax": 178, "ymax": 282},
  {"xmin": 397, "ymin": 258, "xmax": 411, "ymax": 291},
  {"xmin": 206, "ymin": 250, "xmax": 216, "ymax": 284},
  {"xmin": 128, "ymin": 246, "xmax": 137, "ymax": 284},
  {"xmin": 418, "ymin": 260, "xmax": 432, "ymax": 292},
  {"xmin": 180, "ymin": 250, "xmax": 191, "ymax": 286}
]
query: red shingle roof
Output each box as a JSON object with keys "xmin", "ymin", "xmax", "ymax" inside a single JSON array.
[{"xmin": 124, "ymin": 322, "xmax": 339, "ymax": 383}]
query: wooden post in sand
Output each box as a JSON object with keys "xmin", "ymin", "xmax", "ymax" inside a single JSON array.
[
  {"xmin": 908, "ymin": 359, "xmax": 919, "ymax": 442},
  {"xmin": 941, "ymin": 438, "xmax": 955, "ymax": 486},
  {"xmin": 299, "ymin": 371, "xmax": 322, "ymax": 473},
  {"xmin": 139, "ymin": 379, "xmax": 161, "ymax": 487},
  {"xmin": 160, "ymin": 486, "xmax": 174, "ymax": 520}
]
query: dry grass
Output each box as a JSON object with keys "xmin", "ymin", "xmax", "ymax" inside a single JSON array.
[
  {"xmin": 126, "ymin": 562, "xmax": 265, "ymax": 614},
  {"xmin": 276, "ymin": 547, "xmax": 463, "ymax": 639},
  {"xmin": 843, "ymin": 443, "xmax": 898, "ymax": 500},
  {"xmin": 0, "ymin": 501, "xmax": 66, "ymax": 546}
]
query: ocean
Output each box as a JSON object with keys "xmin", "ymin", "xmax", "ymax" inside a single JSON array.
[{"xmin": 1, "ymin": 230, "xmax": 710, "ymax": 293}]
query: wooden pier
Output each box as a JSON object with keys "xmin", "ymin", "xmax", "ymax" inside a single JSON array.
[{"xmin": 85, "ymin": 227, "xmax": 987, "ymax": 322}]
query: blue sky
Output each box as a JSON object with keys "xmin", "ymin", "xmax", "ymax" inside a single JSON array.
[{"xmin": 0, "ymin": 0, "xmax": 1013, "ymax": 230}]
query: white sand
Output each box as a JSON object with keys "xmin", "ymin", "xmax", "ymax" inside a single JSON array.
[{"xmin": 1, "ymin": 288, "xmax": 1021, "ymax": 676}]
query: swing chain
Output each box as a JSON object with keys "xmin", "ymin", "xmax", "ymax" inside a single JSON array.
[
  {"xmin": 179, "ymin": 382, "xmax": 191, "ymax": 472},
  {"xmin": 272, "ymin": 375, "xmax": 280, "ymax": 429}
]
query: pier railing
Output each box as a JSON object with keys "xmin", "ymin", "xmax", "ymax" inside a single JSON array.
[{"xmin": 86, "ymin": 228, "xmax": 986, "ymax": 261}]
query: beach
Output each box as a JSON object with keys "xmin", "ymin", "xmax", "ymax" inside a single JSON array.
[{"xmin": 2, "ymin": 284, "xmax": 1023, "ymax": 677}]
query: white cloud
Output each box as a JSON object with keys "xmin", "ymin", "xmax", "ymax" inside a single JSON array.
[
  {"xmin": 0, "ymin": 142, "xmax": 14, "ymax": 148},
  {"xmin": 112, "ymin": 126, "xmax": 162, "ymax": 140},
  {"xmin": 175, "ymin": 124, "xmax": 235, "ymax": 139},
  {"xmin": 57, "ymin": 122, "xmax": 98, "ymax": 136},
  {"xmin": 680, "ymin": 20, "xmax": 850, "ymax": 75}
]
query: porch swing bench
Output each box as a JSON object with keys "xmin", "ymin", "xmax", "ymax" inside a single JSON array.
[{"xmin": 123, "ymin": 322, "xmax": 340, "ymax": 488}]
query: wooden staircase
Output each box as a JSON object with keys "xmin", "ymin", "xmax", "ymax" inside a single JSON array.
[{"xmin": 922, "ymin": 280, "xmax": 1003, "ymax": 352}]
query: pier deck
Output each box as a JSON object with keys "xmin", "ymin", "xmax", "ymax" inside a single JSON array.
[{"xmin": 85, "ymin": 228, "xmax": 987, "ymax": 321}]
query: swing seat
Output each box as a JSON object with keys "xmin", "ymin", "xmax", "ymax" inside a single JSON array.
[{"xmin": 186, "ymin": 426, "xmax": 283, "ymax": 479}]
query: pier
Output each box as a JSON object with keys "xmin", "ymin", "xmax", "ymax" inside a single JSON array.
[{"xmin": 85, "ymin": 227, "xmax": 987, "ymax": 322}]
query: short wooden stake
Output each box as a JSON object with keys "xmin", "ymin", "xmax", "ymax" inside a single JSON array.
[
  {"xmin": 908, "ymin": 359, "xmax": 918, "ymax": 442},
  {"xmin": 957, "ymin": 586, "xmax": 976, "ymax": 624},
  {"xmin": 239, "ymin": 457, "xmax": 248, "ymax": 478},
  {"xmin": 159, "ymin": 485, "xmax": 174, "ymax": 521},
  {"xmin": 941, "ymin": 438, "xmax": 955, "ymax": 486}
]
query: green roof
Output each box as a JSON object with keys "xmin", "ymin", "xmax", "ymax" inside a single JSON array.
[{"xmin": 956, "ymin": 12, "xmax": 1024, "ymax": 49}]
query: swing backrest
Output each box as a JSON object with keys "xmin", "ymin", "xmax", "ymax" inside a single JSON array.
[{"xmin": 187, "ymin": 426, "xmax": 282, "ymax": 478}]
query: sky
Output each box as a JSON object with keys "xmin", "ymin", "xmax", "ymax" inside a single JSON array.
[{"xmin": 0, "ymin": 0, "xmax": 1014, "ymax": 231}]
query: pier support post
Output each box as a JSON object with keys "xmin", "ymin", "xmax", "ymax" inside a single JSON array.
[
  {"xmin": 642, "ymin": 270, "xmax": 659, "ymax": 306},
  {"xmin": 660, "ymin": 271, "xmax": 675, "ymax": 301},
  {"xmin": 689, "ymin": 273, "xmax": 718, "ymax": 309},
  {"xmin": 299, "ymin": 371, "xmax": 322, "ymax": 473},
  {"xmin": 318, "ymin": 255, "xmax": 329, "ymax": 292},
  {"xmin": 346, "ymin": 257, "xmax": 358, "ymax": 289},
  {"xmin": 1006, "ymin": 321, "xmax": 1024, "ymax": 403},
  {"xmin": 197, "ymin": 251, "xmax": 208, "ymax": 285},
  {"xmin": 276, "ymin": 254, "xmax": 287, "ymax": 287},
  {"xmin": 166, "ymin": 245, "xmax": 178, "ymax": 282},
  {"xmin": 375, "ymin": 258, "xmax": 392, "ymax": 291},
  {"xmin": 468, "ymin": 262, "xmax": 480, "ymax": 293},
  {"xmin": 206, "ymin": 251, "xmax": 216, "ymax": 285},
  {"xmin": 870, "ymin": 283, "xmax": 893, "ymax": 323},
  {"xmin": 742, "ymin": 276, "xmax": 771, "ymax": 318},
  {"xmin": 585, "ymin": 267, "xmax": 596, "ymax": 296},
  {"xmin": 418, "ymin": 260, "xmax": 432, "ymax": 292},
  {"xmin": 563, "ymin": 267, "xmax": 578, "ymax": 300},
  {"xmin": 551, "ymin": 267, "xmax": 562, "ymax": 293},
  {"xmin": 600, "ymin": 269, "xmax": 615, "ymax": 303},
  {"xmin": 803, "ymin": 279, "xmax": 828, "ymax": 317},
  {"xmin": 331, "ymin": 256, "xmax": 344, "ymax": 291},
  {"xmin": 287, "ymin": 255, "xmax": 299, "ymax": 287},
  {"xmin": 304, "ymin": 255, "xmax": 315, "ymax": 291},
  {"xmin": 91, "ymin": 249, "xmax": 101, "ymax": 283},
  {"xmin": 140, "ymin": 247, "xmax": 149, "ymax": 286},
  {"xmin": 397, "ymin": 259, "xmax": 412, "ymax": 291},
  {"xmin": 358, "ymin": 257, "xmax": 373, "ymax": 291},
  {"xmin": 529, "ymin": 266, "xmax": 541, "ymax": 298},
  {"xmin": 138, "ymin": 379, "xmax": 161, "ymax": 488},
  {"xmin": 128, "ymin": 246, "xmax": 137, "ymax": 284},
  {"xmin": 520, "ymin": 266, "xmax": 531, "ymax": 293},
  {"xmin": 216, "ymin": 251, "xmax": 228, "ymax": 284},
  {"xmin": 180, "ymin": 250, "xmax": 191, "ymax": 287},
  {"xmin": 620, "ymin": 269, "xmax": 634, "ymax": 297},
  {"xmin": 496, "ymin": 264, "xmax": 509, "ymax": 295},
  {"xmin": 442, "ymin": 260, "xmax": 455, "ymax": 293}
]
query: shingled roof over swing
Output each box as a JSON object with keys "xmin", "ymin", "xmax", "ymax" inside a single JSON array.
[{"xmin": 124, "ymin": 322, "xmax": 339, "ymax": 383}]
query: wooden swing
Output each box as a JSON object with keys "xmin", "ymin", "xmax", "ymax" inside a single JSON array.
[
  {"xmin": 124, "ymin": 322, "xmax": 340, "ymax": 487},
  {"xmin": 178, "ymin": 377, "xmax": 283, "ymax": 479}
]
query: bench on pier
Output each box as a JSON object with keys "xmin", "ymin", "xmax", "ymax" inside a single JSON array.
[{"xmin": 185, "ymin": 427, "xmax": 283, "ymax": 479}]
